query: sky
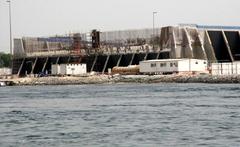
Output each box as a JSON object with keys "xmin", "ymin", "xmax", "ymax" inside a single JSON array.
[{"xmin": 0, "ymin": 0, "xmax": 240, "ymax": 53}]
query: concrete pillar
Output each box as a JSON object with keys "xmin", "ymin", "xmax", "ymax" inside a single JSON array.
[
  {"xmin": 129, "ymin": 53, "xmax": 135, "ymax": 65},
  {"xmin": 102, "ymin": 55, "xmax": 110, "ymax": 74},
  {"xmin": 171, "ymin": 28, "xmax": 177, "ymax": 58},
  {"xmin": 56, "ymin": 57, "xmax": 60, "ymax": 64},
  {"xmin": 91, "ymin": 55, "xmax": 98, "ymax": 72},
  {"xmin": 181, "ymin": 28, "xmax": 193, "ymax": 58},
  {"xmin": 203, "ymin": 31, "xmax": 217, "ymax": 62},
  {"xmin": 42, "ymin": 57, "xmax": 49, "ymax": 72},
  {"xmin": 67, "ymin": 56, "xmax": 71, "ymax": 63},
  {"xmin": 186, "ymin": 28, "xmax": 207, "ymax": 59},
  {"xmin": 144, "ymin": 53, "xmax": 148, "ymax": 60},
  {"xmin": 116, "ymin": 54, "xmax": 122, "ymax": 67},
  {"xmin": 31, "ymin": 57, "xmax": 38, "ymax": 74},
  {"xmin": 78, "ymin": 56, "xmax": 83, "ymax": 63},
  {"xmin": 17, "ymin": 58, "xmax": 25, "ymax": 76},
  {"xmin": 222, "ymin": 31, "xmax": 234, "ymax": 62}
]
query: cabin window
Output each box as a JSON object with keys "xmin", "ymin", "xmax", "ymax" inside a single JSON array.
[
  {"xmin": 174, "ymin": 62, "xmax": 178, "ymax": 67},
  {"xmin": 195, "ymin": 61, "xmax": 198, "ymax": 64},
  {"xmin": 204, "ymin": 62, "xmax": 206, "ymax": 64},
  {"xmin": 170, "ymin": 63, "xmax": 173, "ymax": 67},
  {"xmin": 160, "ymin": 63, "xmax": 166, "ymax": 67},
  {"xmin": 151, "ymin": 63, "xmax": 156, "ymax": 67}
]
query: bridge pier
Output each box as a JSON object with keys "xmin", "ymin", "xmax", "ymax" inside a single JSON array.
[{"xmin": 31, "ymin": 58, "xmax": 38, "ymax": 74}]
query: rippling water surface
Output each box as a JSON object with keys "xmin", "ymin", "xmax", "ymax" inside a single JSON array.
[{"xmin": 1, "ymin": 83, "xmax": 240, "ymax": 147}]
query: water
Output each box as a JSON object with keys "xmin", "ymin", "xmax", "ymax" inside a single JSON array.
[{"xmin": 0, "ymin": 83, "xmax": 240, "ymax": 147}]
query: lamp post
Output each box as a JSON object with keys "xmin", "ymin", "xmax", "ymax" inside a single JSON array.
[
  {"xmin": 6, "ymin": 0, "xmax": 12, "ymax": 55},
  {"xmin": 152, "ymin": 12, "xmax": 157, "ymax": 51}
]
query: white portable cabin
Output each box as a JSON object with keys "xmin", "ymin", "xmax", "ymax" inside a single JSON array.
[
  {"xmin": 51, "ymin": 64, "xmax": 60, "ymax": 75},
  {"xmin": 60, "ymin": 64, "xmax": 87, "ymax": 75},
  {"xmin": 140, "ymin": 59, "xmax": 208, "ymax": 74},
  {"xmin": 51, "ymin": 64, "xmax": 87, "ymax": 75}
]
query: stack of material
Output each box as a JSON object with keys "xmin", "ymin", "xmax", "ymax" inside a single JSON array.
[{"xmin": 112, "ymin": 65, "xmax": 140, "ymax": 75}]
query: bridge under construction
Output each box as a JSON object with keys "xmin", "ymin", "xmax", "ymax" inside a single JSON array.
[{"xmin": 12, "ymin": 25, "xmax": 240, "ymax": 76}]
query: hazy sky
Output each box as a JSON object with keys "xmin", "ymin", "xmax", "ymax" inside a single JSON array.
[{"xmin": 0, "ymin": 0, "xmax": 240, "ymax": 53}]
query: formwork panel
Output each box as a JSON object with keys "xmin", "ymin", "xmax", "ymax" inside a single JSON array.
[
  {"xmin": 146, "ymin": 53, "xmax": 158, "ymax": 60},
  {"xmin": 131, "ymin": 53, "xmax": 146, "ymax": 65},
  {"xmin": 208, "ymin": 31, "xmax": 232, "ymax": 62},
  {"xmin": 224, "ymin": 31, "xmax": 240, "ymax": 60},
  {"xmin": 119, "ymin": 54, "xmax": 133, "ymax": 67}
]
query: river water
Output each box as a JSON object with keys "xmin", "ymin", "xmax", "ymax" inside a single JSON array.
[{"xmin": 0, "ymin": 83, "xmax": 240, "ymax": 147}]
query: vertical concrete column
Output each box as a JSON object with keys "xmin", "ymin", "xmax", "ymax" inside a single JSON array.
[
  {"xmin": 31, "ymin": 57, "xmax": 38, "ymax": 74},
  {"xmin": 182, "ymin": 28, "xmax": 193, "ymax": 58},
  {"xmin": 187, "ymin": 28, "xmax": 207, "ymax": 59},
  {"xmin": 67, "ymin": 56, "xmax": 71, "ymax": 63},
  {"xmin": 91, "ymin": 55, "xmax": 98, "ymax": 72},
  {"xmin": 196, "ymin": 29, "xmax": 207, "ymax": 59},
  {"xmin": 56, "ymin": 57, "xmax": 60, "ymax": 64},
  {"xmin": 203, "ymin": 31, "xmax": 217, "ymax": 62},
  {"xmin": 116, "ymin": 54, "xmax": 122, "ymax": 67},
  {"xmin": 102, "ymin": 55, "xmax": 110, "ymax": 74},
  {"xmin": 17, "ymin": 58, "xmax": 25, "ymax": 76},
  {"xmin": 156, "ymin": 51, "xmax": 161, "ymax": 59},
  {"xmin": 144, "ymin": 53, "xmax": 148, "ymax": 60},
  {"xmin": 42, "ymin": 57, "xmax": 49, "ymax": 72},
  {"xmin": 171, "ymin": 29, "xmax": 177, "ymax": 58},
  {"xmin": 78, "ymin": 56, "xmax": 82, "ymax": 63},
  {"xmin": 222, "ymin": 31, "xmax": 234, "ymax": 62},
  {"xmin": 129, "ymin": 53, "xmax": 135, "ymax": 65}
]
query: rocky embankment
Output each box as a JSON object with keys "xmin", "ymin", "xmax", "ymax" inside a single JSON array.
[{"xmin": 10, "ymin": 74, "xmax": 240, "ymax": 86}]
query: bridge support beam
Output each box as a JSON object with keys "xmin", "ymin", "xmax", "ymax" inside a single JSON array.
[
  {"xmin": 144, "ymin": 52, "xmax": 148, "ymax": 60},
  {"xmin": 56, "ymin": 57, "xmax": 60, "ymax": 64},
  {"xmin": 222, "ymin": 31, "xmax": 234, "ymax": 62},
  {"xmin": 129, "ymin": 53, "xmax": 135, "ymax": 65},
  {"xmin": 91, "ymin": 55, "xmax": 98, "ymax": 72},
  {"xmin": 116, "ymin": 54, "xmax": 122, "ymax": 67},
  {"xmin": 102, "ymin": 55, "xmax": 110, "ymax": 74},
  {"xmin": 42, "ymin": 57, "xmax": 49, "ymax": 72},
  {"xmin": 17, "ymin": 58, "xmax": 25, "ymax": 76},
  {"xmin": 31, "ymin": 57, "xmax": 38, "ymax": 74}
]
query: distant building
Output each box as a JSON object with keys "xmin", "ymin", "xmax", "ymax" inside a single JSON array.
[
  {"xmin": 140, "ymin": 59, "xmax": 208, "ymax": 74},
  {"xmin": 51, "ymin": 64, "xmax": 87, "ymax": 75}
]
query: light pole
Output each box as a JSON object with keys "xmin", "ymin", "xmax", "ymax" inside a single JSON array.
[
  {"xmin": 6, "ymin": 0, "xmax": 13, "ymax": 55},
  {"xmin": 152, "ymin": 12, "xmax": 157, "ymax": 51}
]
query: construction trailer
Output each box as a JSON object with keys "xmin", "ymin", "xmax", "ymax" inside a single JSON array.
[
  {"xmin": 51, "ymin": 64, "xmax": 87, "ymax": 75},
  {"xmin": 140, "ymin": 59, "xmax": 208, "ymax": 74}
]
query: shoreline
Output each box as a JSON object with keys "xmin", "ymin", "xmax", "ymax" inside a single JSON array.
[{"xmin": 7, "ymin": 74, "xmax": 240, "ymax": 86}]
